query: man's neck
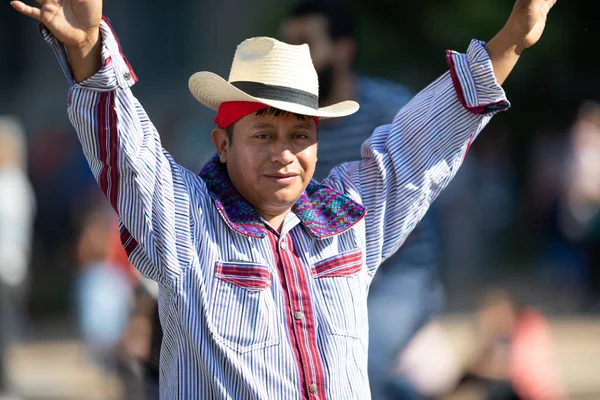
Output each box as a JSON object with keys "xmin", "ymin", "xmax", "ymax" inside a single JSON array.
[
  {"xmin": 259, "ymin": 210, "xmax": 291, "ymax": 233},
  {"xmin": 321, "ymin": 70, "xmax": 356, "ymax": 107}
]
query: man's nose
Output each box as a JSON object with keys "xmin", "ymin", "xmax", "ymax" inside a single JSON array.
[{"xmin": 270, "ymin": 140, "xmax": 295, "ymax": 165}]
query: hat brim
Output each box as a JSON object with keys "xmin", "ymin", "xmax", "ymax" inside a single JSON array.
[{"xmin": 188, "ymin": 71, "xmax": 359, "ymax": 119}]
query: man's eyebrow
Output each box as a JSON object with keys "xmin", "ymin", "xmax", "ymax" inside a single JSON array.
[
  {"xmin": 292, "ymin": 122, "xmax": 313, "ymax": 129},
  {"xmin": 250, "ymin": 122, "xmax": 276, "ymax": 129}
]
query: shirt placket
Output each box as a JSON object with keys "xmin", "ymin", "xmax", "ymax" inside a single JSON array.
[{"xmin": 267, "ymin": 228, "xmax": 326, "ymax": 399}]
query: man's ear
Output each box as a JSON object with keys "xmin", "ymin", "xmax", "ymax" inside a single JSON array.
[{"xmin": 211, "ymin": 128, "xmax": 229, "ymax": 163}]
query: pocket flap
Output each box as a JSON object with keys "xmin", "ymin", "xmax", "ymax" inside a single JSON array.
[
  {"xmin": 215, "ymin": 261, "xmax": 272, "ymax": 290},
  {"xmin": 312, "ymin": 248, "xmax": 363, "ymax": 278}
]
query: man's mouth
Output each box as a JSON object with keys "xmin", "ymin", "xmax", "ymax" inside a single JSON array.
[{"xmin": 264, "ymin": 173, "xmax": 300, "ymax": 184}]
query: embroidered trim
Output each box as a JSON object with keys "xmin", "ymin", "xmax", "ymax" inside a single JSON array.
[{"xmin": 199, "ymin": 156, "xmax": 366, "ymax": 239}]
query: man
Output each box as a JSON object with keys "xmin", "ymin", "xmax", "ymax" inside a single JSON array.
[
  {"xmin": 12, "ymin": 0, "xmax": 556, "ymax": 399},
  {"xmin": 145, "ymin": 3, "xmax": 440, "ymax": 397},
  {"xmin": 281, "ymin": 3, "xmax": 442, "ymax": 398}
]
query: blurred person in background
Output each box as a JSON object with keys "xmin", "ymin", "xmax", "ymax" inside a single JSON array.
[
  {"xmin": 393, "ymin": 290, "xmax": 565, "ymax": 400},
  {"xmin": 28, "ymin": 125, "xmax": 98, "ymax": 274},
  {"xmin": 525, "ymin": 119, "xmax": 584, "ymax": 309},
  {"xmin": 118, "ymin": 267, "xmax": 161, "ymax": 399},
  {"xmin": 559, "ymin": 101, "xmax": 600, "ymax": 311},
  {"xmin": 0, "ymin": 116, "xmax": 36, "ymax": 396},
  {"xmin": 74, "ymin": 191, "xmax": 143, "ymax": 398},
  {"xmin": 130, "ymin": 277, "xmax": 161, "ymax": 400},
  {"xmin": 281, "ymin": 2, "xmax": 443, "ymax": 398},
  {"xmin": 119, "ymin": 275, "xmax": 160, "ymax": 400},
  {"xmin": 527, "ymin": 101, "xmax": 600, "ymax": 311},
  {"xmin": 469, "ymin": 290, "xmax": 565, "ymax": 400}
]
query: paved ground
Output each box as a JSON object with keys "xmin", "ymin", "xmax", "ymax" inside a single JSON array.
[
  {"xmin": 4, "ymin": 341, "xmax": 123, "ymax": 400},
  {"xmin": 1, "ymin": 316, "xmax": 599, "ymax": 399}
]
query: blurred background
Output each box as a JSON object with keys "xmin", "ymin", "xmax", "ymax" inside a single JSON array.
[{"xmin": 1, "ymin": 0, "xmax": 600, "ymax": 399}]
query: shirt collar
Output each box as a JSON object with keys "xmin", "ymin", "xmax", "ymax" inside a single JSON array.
[{"xmin": 199, "ymin": 156, "xmax": 366, "ymax": 239}]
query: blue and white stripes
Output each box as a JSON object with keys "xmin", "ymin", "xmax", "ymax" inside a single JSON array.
[{"xmin": 42, "ymin": 18, "xmax": 508, "ymax": 400}]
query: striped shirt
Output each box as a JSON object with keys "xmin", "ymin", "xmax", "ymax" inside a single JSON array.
[{"xmin": 42, "ymin": 19, "xmax": 509, "ymax": 400}]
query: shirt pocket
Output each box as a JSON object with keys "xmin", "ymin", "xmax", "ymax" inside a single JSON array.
[
  {"xmin": 209, "ymin": 261, "xmax": 280, "ymax": 353},
  {"xmin": 311, "ymin": 248, "xmax": 366, "ymax": 339}
]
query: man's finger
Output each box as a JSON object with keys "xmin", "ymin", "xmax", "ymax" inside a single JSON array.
[
  {"xmin": 540, "ymin": 0, "xmax": 557, "ymax": 16},
  {"xmin": 525, "ymin": 0, "xmax": 552, "ymax": 9},
  {"xmin": 10, "ymin": 1, "xmax": 42, "ymax": 21}
]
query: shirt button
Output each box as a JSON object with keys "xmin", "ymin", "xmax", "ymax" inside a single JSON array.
[
  {"xmin": 294, "ymin": 311, "xmax": 304, "ymax": 320},
  {"xmin": 123, "ymin": 72, "xmax": 131, "ymax": 80},
  {"xmin": 280, "ymin": 241, "xmax": 288, "ymax": 250},
  {"xmin": 309, "ymin": 384, "xmax": 317, "ymax": 394}
]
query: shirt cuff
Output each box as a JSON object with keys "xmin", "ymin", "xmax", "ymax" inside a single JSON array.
[
  {"xmin": 446, "ymin": 39, "xmax": 510, "ymax": 115},
  {"xmin": 40, "ymin": 17, "xmax": 137, "ymax": 90}
]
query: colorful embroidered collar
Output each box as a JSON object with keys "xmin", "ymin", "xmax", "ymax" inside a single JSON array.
[{"xmin": 199, "ymin": 156, "xmax": 366, "ymax": 239}]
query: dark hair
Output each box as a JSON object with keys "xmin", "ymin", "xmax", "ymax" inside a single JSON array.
[
  {"xmin": 225, "ymin": 107, "xmax": 311, "ymax": 143},
  {"xmin": 226, "ymin": 124, "xmax": 235, "ymax": 142},
  {"xmin": 289, "ymin": 0, "xmax": 357, "ymax": 41}
]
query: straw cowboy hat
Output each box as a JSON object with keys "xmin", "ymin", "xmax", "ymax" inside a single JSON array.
[{"xmin": 188, "ymin": 37, "xmax": 359, "ymax": 119}]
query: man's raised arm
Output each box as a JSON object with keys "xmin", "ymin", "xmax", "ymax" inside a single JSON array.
[
  {"xmin": 12, "ymin": 0, "xmax": 203, "ymax": 285},
  {"xmin": 323, "ymin": 0, "xmax": 556, "ymax": 275}
]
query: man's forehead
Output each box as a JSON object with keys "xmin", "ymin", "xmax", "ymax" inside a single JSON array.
[
  {"xmin": 240, "ymin": 112, "xmax": 315, "ymax": 129},
  {"xmin": 250, "ymin": 113, "xmax": 312, "ymax": 124}
]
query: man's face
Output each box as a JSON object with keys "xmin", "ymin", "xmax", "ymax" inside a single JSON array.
[
  {"xmin": 212, "ymin": 112, "xmax": 318, "ymax": 217},
  {"xmin": 281, "ymin": 14, "xmax": 334, "ymax": 72}
]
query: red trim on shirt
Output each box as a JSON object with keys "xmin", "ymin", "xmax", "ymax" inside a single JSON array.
[
  {"xmin": 107, "ymin": 91, "xmax": 119, "ymax": 211},
  {"xmin": 266, "ymin": 231, "xmax": 309, "ymax": 399},
  {"xmin": 312, "ymin": 248, "xmax": 363, "ymax": 278},
  {"xmin": 97, "ymin": 91, "xmax": 120, "ymax": 212},
  {"xmin": 101, "ymin": 16, "xmax": 138, "ymax": 82},
  {"xmin": 106, "ymin": 221, "xmax": 137, "ymax": 285},
  {"xmin": 282, "ymin": 235, "xmax": 326, "ymax": 399},
  {"xmin": 98, "ymin": 92, "xmax": 110, "ymax": 199},
  {"xmin": 119, "ymin": 228, "xmax": 138, "ymax": 256},
  {"xmin": 462, "ymin": 134, "xmax": 475, "ymax": 162},
  {"xmin": 100, "ymin": 93, "xmax": 141, "ymax": 264},
  {"xmin": 215, "ymin": 262, "xmax": 272, "ymax": 290},
  {"xmin": 446, "ymin": 51, "xmax": 497, "ymax": 161},
  {"xmin": 445, "ymin": 51, "xmax": 502, "ymax": 115}
]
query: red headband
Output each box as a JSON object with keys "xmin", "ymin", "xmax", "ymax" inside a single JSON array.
[{"xmin": 214, "ymin": 101, "xmax": 319, "ymax": 129}]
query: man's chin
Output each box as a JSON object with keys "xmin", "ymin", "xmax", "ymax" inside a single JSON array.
[{"xmin": 264, "ymin": 186, "xmax": 305, "ymax": 205}]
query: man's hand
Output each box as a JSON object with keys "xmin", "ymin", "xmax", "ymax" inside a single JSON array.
[
  {"xmin": 486, "ymin": 0, "xmax": 557, "ymax": 85},
  {"xmin": 12, "ymin": 0, "xmax": 103, "ymax": 82},
  {"xmin": 506, "ymin": 0, "xmax": 557, "ymax": 53}
]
